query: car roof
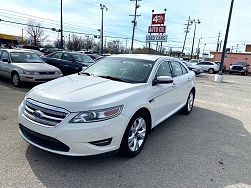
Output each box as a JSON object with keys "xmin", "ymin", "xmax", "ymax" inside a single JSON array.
[
  {"xmin": 108, "ymin": 54, "xmax": 177, "ymax": 61},
  {"xmin": 0, "ymin": 49, "xmax": 39, "ymax": 53}
]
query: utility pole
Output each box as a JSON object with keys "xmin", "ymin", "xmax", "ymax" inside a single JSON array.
[
  {"xmin": 219, "ymin": 0, "xmax": 234, "ymax": 76},
  {"xmin": 100, "ymin": 4, "xmax": 108, "ymax": 55},
  {"xmin": 190, "ymin": 19, "xmax": 201, "ymax": 59},
  {"xmin": 216, "ymin": 31, "xmax": 221, "ymax": 51},
  {"xmin": 130, "ymin": 0, "xmax": 141, "ymax": 52},
  {"xmin": 197, "ymin": 37, "xmax": 202, "ymax": 59},
  {"xmin": 60, "ymin": 0, "xmax": 63, "ymax": 49},
  {"xmin": 236, "ymin": 43, "xmax": 239, "ymax": 52},
  {"xmin": 203, "ymin": 43, "xmax": 206, "ymax": 54},
  {"xmin": 181, "ymin": 16, "xmax": 191, "ymax": 56}
]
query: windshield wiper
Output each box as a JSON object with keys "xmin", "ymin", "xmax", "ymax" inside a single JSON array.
[
  {"xmin": 78, "ymin": 72, "xmax": 97, "ymax": 77},
  {"xmin": 98, "ymin": 75, "xmax": 129, "ymax": 83}
]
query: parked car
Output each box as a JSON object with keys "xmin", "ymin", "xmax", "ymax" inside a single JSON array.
[
  {"xmin": 196, "ymin": 61, "xmax": 219, "ymax": 74},
  {"xmin": 42, "ymin": 51, "xmax": 95, "ymax": 75},
  {"xmin": 214, "ymin": 61, "xmax": 226, "ymax": 72},
  {"xmin": 86, "ymin": 54, "xmax": 101, "ymax": 60},
  {"xmin": 229, "ymin": 61, "xmax": 250, "ymax": 76},
  {"xmin": 0, "ymin": 49, "xmax": 63, "ymax": 87},
  {"xmin": 18, "ymin": 54, "xmax": 196, "ymax": 157},
  {"xmin": 189, "ymin": 59, "xmax": 200, "ymax": 64},
  {"xmin": 183, "ymin": 61, "xmax": 203, "ymax": 75},
  {"xmin": 19, "ymin": 49, "xmax": 44, "ymax": 57}
]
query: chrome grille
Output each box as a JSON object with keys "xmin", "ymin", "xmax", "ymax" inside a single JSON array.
[{"xmin": 23, "ymin": 99, "xmax": 69, "ymax": 127}]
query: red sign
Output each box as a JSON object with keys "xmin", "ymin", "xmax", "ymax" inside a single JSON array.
[
  {"xmin": 148, "ymin": 26, "xmax": 166, "ymax": 33},
  {"xmin": 152, "ymin": 13, "xmax": 165, "ymax": 25}
]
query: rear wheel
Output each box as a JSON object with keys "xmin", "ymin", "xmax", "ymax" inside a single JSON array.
[
  {"xmin": 12, "ymin": 72, "xmax": 21, "ymax": 87},
  {"xmin": 208, "ymin": 68, "xmax": 214, "ymax": 74},
  {"xmin": 120, "ymin": 112, "xmax": 148, "ymax": 157},
  {"xmin": 181, "ymin": 90, "xmax": 195, "ymax": 115}
]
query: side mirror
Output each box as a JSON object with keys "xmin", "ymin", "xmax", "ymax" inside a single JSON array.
[
  {"xmin": 2, "ymin": 58, "xmax": 10, "ymax": 63},
  {"xmin": 247, "ymin": 64, "xmax": 250, "ymax": 66},
  {"xmin": 152, "ymin": 76, "xmax": 173, "ymax": 86}
]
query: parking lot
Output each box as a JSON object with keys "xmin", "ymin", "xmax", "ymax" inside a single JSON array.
[{"xmin": 0, "ymin": 74, "xmax": 250, "ymax": 188}]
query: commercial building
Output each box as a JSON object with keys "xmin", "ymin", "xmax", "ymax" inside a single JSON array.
[
  {"xmin": 0, "ymin": 33, "xmax": 23, "ymax": 46},
  {"xmin": 211, "ymin": 52, "xmax": 251, "ymax": 72}
]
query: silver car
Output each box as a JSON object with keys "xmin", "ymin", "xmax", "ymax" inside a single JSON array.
[
  {"xmin": 0, "ymin": 49, "xmax": 63, "ymax": 87},
  {"xmin": 196, "ymin": 61, "xmax": 220, "ymax": 74}
]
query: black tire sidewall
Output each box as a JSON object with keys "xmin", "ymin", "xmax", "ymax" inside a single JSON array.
[
  {"xmin": 182, "ymin": 90, "xmax": 195, "ymax": 115},
  {"xmin": 209, "ymin": 68, "xmax": 214, "ymax": 74},
  {"xmin": 120, "ymin": 112, "xmax": 149, "ymax": 158}
]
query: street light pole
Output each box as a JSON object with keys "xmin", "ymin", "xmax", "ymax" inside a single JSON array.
[
  {"xmin": 100, "ymin": 4, "xmax": 108, "ymax": 55},
  {"xmin": 190, "ymin": 19, "xmax": 201, "ymax": 59},
  {"xmin": 60, "ymin": 0, "xmax": 63, "ymax": 49},
  {"xmin": 203, "ymin": 43, "xmax": 206, "ymax": 54}
]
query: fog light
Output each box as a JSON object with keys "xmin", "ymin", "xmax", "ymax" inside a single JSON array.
[{"xmin": 89, "ymin": 138, "xmax": 112, "ymax": 146}]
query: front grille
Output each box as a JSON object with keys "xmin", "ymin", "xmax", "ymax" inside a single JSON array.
[
  {"xmin": 232, "ymin": 66, "xmax": 243, "ymax": 71},
  {"xmin": 19, "ymin": 124, "xmax": 70, "ymax": 152},
  {"xmin": 35, "ymin": 78, "xmax": 54, "ymax": 82},
  {"xmin": 39, "ymin": 72, "xmax": 55, "ymax": 75},
  {"xmin": 23, "ymin": 98, "xmax": 69, "ymax": 127}
]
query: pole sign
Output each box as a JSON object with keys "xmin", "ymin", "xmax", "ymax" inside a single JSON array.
[
  {"xmin": 146, "ymin": 35, "xmax": 167, "ymax": 42},
  {"xmin": 152, "ymin": 13, "xmax": 165, "ymax": 25},
  {"xmin": 148, "ymin": 26, "xmax": 166, "ymax": 33}
]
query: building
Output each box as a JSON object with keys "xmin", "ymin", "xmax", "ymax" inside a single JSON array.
[
  {"xmin": 211, "ymin": 52, "xmax": 251, "ymax": 72},
  {"xmin": 0, "ymin": 33, "xmax": 23, "ymax": 46},
  {"xmin": 245, "ymin": 44, "xmax": 251, "ymax": 52}
]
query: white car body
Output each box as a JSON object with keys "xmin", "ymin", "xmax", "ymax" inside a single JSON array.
[
  {"xmin": 196, "ymin": 61, "xmax": 220, "ymax": 73},
  {"xmin": 18, "ymin": 54, "xmax": 196, "ymax": 157}
]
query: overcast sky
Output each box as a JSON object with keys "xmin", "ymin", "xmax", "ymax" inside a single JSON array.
[{"xmin": 0, "ymin": 0, "xmax": 250, "ymax": 53}]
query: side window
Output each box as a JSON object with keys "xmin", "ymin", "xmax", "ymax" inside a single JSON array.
[
  {"xmin": 197, "ymin": 62, "xmax": 204, "ymax": 65},
  {"xmin": 156, "ymin": 61, "xmax": 172, "ymax": 77},
  {"xmin": 170, "ymin": 61, "xmax": 183, "ymax": 77},
  {"xmin": 62, "ymin": 53, "xmax": 73, "ymax": 61},
  {"xmin": 181, "ymin": 64, "xmax": 188, "ymax": 74},
  {"xmin": 51, "ymin": 52, "xmax": 63, "ymax": 59},
  {"xmin": 1, "ymin": 51, "xmax": 9, "ymax": 61}
]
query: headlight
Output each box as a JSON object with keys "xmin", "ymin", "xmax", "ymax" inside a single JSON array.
[
  {"xmin": 230, "ymin": 66, "xmax": 233, "ymax": 69},
  {"xmin": 23, "ymin": 71, "xmax": 39, "ymax": 75},
  {"xmin": 55, "ymin": 71, "xmax": 62, "ymax": 75},
  {"xmin": 70, "ymin": 105, "xmax": 123, "ymax": 123},
  {"xmin": 243, "ymin": 67, "xmax": 247, "ymax": 70}
]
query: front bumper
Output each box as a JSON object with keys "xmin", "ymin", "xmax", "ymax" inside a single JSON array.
[
  {"xmin": 18, "ymin": 102, "xmax": 129, "ymax": 156},
  {"xmin": 19, "ymin": 74, "xmax": 63, "ymax": 83},
  {"xmin": 229, "ymin": 69, "xmax": 246, "ymax": 73}
]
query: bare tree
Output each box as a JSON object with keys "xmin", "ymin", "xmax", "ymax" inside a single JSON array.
[
  {"xmin": 25, "ymin": 19, "xmax": 47, "ymax": 46},
  {"xmin": 54, "ymin": 39, "xmax": 61, "ymax": 48},
  {"xmin": 66, "ymin": 34, "xmax": 85, "ymax": 51}
]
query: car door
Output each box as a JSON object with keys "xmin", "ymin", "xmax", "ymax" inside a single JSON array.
[
  {"xmin": 62, "ymin": 53, "xmax": 80, "ymax": 74},
  {"xmin": 170, "ymin": 61, "xmax": 190, "ymax": 107},
  {"xmin": 0, "ymin": 50, "xmax": 11, "ymax": 77},
  {"xmin": 43, "ymin": 52, "xmax": 64, "ymax": 68},
  {"xmin": 150, "ymin": 61, "xmax": 178, "ymax": 125},
  {"xmin": 197, "ymin": 62, "xmax": 207, "ymax": 71}
]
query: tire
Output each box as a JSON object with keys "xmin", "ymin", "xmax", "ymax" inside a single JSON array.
[
  {"xmin": 12, "ymin": 72, "xmax": 21, "ymax": 87},
  {"xmin": 181, "ymin": 90, "xmax": 195, "ymax": 115},
  {"xmin": 120, "ymin": 112, "xmax": 149, "ymax": 157},
  {"xmin": 208, "ymin": 68, "xmax": 214, "ymax": 74}
]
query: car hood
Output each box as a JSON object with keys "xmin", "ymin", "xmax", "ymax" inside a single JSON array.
[
  {"xmin": 13, "ymin": 63, "xmax": 60, "ymax": 72},
  {"xmin": 27, "ymin": 74, "xmax": 145, "ymax": 112}
]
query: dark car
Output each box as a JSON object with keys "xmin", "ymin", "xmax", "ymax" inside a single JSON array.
[
  {"xmin": 42, "ymin": 51, "xmax": 95, "ymax": 75},
  {"xmin": 229, "ymin": 61, "xmax": 250, "ymax": 76}
]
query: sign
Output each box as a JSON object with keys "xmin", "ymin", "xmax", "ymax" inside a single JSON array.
[
  {"xmin": 146, "ymin": 35, "xmax": 167, "ymax": 42},
  {"xmin": 148, "ymin": 26, "xmax": 166, "ymax": 33},
  {"xmin": 152, "ymin": 13, "xmax": 165, "ymax": 25}
]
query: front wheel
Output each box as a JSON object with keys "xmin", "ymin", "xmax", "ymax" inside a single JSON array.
[
  {"xmin": 12, "ymin": 72, "xmax": 21, "ymax": 87},
  {"xmin": 181, "ymin": 90, "xmax": 195, "ymax": 115},
  {"xmin": 120, "ymin": 112, "xmax": 148, "ymax": 157},
  {"xmin": 242, "ymin": 72, "xmax": 248, "ymax": 76}
]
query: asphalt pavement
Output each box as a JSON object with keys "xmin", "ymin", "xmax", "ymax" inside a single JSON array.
[{"xmin": 0, "ymin": 74, "xmax": 250, "ymax": 188}]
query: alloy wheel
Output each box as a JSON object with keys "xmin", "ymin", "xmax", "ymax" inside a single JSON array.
[
  {"xmin": 12, "ymin": 74, "xmax": 20, "ymax": 86},
  {"xmin": 187, "ymin": 92, "xmax": 194, "ymax": 112},
  {"xmin": 128, "ymin": 117, "xmax": 146, "ymax": 152}
]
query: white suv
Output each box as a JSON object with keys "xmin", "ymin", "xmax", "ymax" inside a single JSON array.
[
  {"xmin": 196, "ymin": 61, "xmax": 220, "ymax": 74},
  {"xmin": 18, "ymin": 54, "xmax": 196, "ymax": 157}
]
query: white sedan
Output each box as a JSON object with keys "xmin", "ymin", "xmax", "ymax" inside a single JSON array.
[{"xmin": 18, "ymin": 54, "xmax": 196, "ymax": 157}]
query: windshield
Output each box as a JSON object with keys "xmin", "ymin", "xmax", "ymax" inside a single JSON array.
[
  {"xmin": 10, "ymin": 52, "xmax": 44, "ymax": 63},
  {"xmin": 84, "ymin": 57, "xmax": 155, "ymax": 83},
  {"xmin": 71, "ymin": 53, "xmax": 95, "ymax": 64},
  {"xmin": 233, "ymin": 62, "xmax": 245, "ymax": 66}
]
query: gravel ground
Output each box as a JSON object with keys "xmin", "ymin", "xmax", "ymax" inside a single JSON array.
[{"xmin": 0, "ymin": 73, "xmax": 250, "ymax": 188}]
